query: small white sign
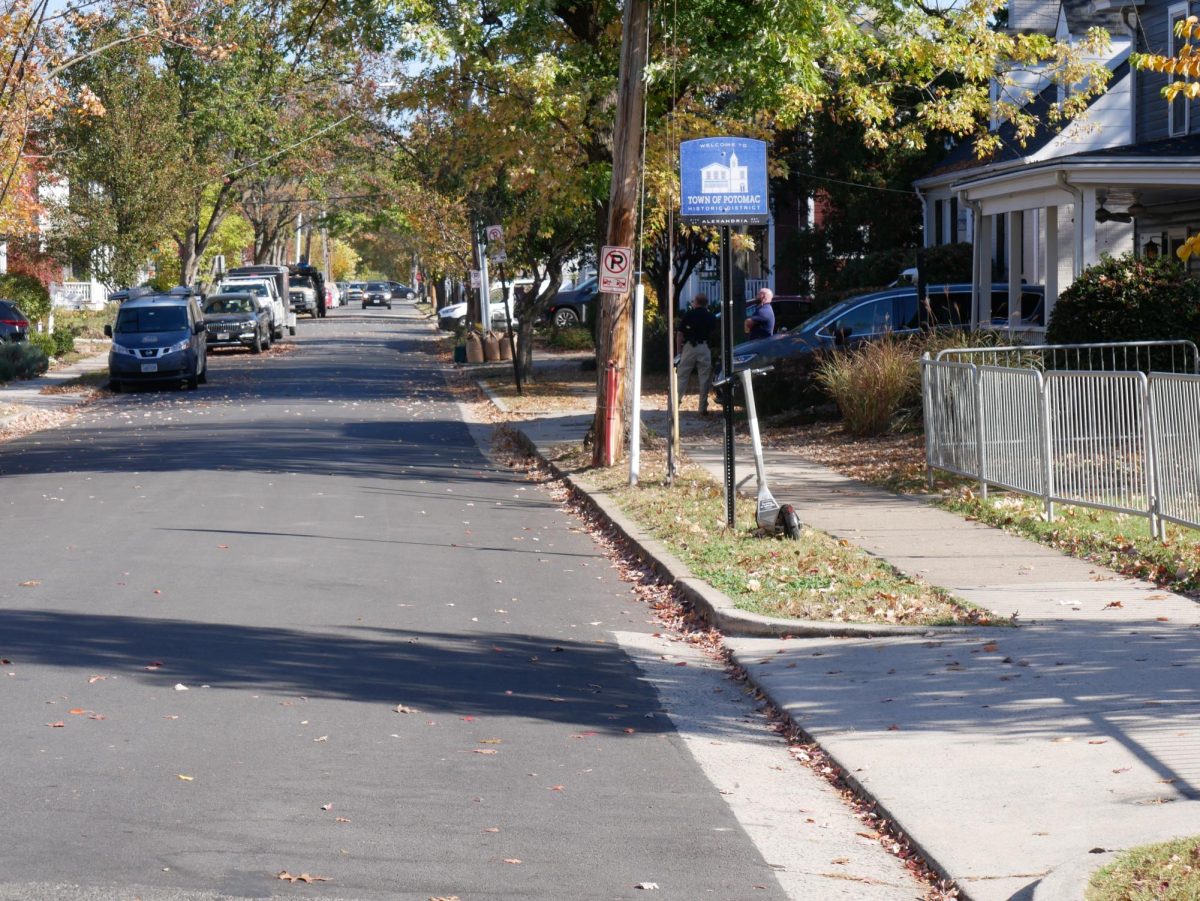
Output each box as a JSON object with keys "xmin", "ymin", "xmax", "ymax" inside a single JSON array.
[
  {"xmin": 599, "ymin": 245, "xmax": 633, "ymax": 294},
  {"xmin": 469, "ymin": 270, "xmax": 481, "ymax": 289},
  {"xmin": 485, "ymin": 224, "xmax": 504, "ymax": 243},
  {"xmin": 489, "ymin": 248, "xmax": 507, "ymax": 263}
]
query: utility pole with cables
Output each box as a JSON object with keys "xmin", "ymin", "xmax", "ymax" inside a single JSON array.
[{"xmin": 592, "ymin": 0, "xmax": 649, "ymax": 467}]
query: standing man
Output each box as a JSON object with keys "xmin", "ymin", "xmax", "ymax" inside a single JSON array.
[
  {"xmin": 676, "ymin": 293, "xmax": 717, "ymax": 416},
  {"xmin": 745, "ymin": 287, "xmax": 775, "ymax": 339}
]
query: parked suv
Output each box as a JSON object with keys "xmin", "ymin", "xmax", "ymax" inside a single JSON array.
[
  {"xmin": 728, "ymin": 283, "xmax": 1044, "ymax": 372},
  {"xmin": 0, "ymin": 299, "xmax": 30, "ymax": 342},
  {"xmin": 105, "ymin": 292, "xmax": 208, "ymax": 391},
  {"xmin": 218, "ymin": 276, "xmax": 286, "ymax": 340}
]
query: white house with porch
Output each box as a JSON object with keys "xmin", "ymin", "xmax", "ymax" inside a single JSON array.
[{"xmin": 915, "ymin": 0, "xmax": 1197, "ymax": 331}]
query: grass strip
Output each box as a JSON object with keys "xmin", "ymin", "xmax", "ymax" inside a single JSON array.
[
  {"xmin": 1087, "ymin": 835, "xmax": 1200, "ymax": 901},
  {"xmin": 549, "ymin": 443, "xmax": 1001, "ymax": 627}
]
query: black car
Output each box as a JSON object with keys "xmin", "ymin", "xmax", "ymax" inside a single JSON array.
[
  {"xmin": 545, "ymin": 276, "xmax": 595, "ymax": 328},
  {"xmin": 0, "ymin": 299, "xmax": 29, "ymax": 342},
  {"xmin": 202, "ymin": 293, "xmax": 271, "ymax": 353},
  {"xmin": 362, "ymin": 281, "xmax": 392, "ymax": 309},
  {"xmin": 387, "ymin": 281, "xmax": 416, "ymax": 300}
]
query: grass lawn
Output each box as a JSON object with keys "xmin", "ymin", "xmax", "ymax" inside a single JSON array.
[
  {"xmin": 1088, "ymin": 835, "xmax": 1200, "ymax": 901},
  {"xmin": 40, "ymin": 369, "xmax": 109, "ymax": 393},
  {"xmin": 547, "ymin": 442, "xmax": 1002, "ymax": 627}
]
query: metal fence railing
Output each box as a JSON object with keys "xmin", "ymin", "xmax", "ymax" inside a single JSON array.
[{"xmin": 922, "ymin": 340, "xmax": 1200, "ymax": 539}]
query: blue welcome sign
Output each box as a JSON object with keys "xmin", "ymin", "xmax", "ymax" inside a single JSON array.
[{"xmin": 680, "ymin": 137, "xmax": 769, "ymax": 224}]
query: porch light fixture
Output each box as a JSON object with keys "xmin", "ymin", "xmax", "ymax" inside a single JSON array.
[{"xmin": 1143, "ymin": 239, "xmax": 1160, "ymax": 260}]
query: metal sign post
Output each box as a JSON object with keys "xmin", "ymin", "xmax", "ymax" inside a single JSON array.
[
  {"xmin": 486, "ymin": 224, "xmax": 522, "ymax": 396},
  {"xmin": 719, "ymin": 226, "xmax": 736, "ymax": 526},
  {"xmin": 629, "ymin": 275, "xmax": 644, "ymax": 486},
  {"xmin": 679, "ymin": 136, "xmax": 770, "ymax": 530}
]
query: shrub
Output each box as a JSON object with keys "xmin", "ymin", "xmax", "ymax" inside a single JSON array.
[
  {"xmin": 0, "ymin": 273, "xmax": 51, "ymax": 323},
  {"xmin": 545, "ymin": 326, "xmax": 594, "ymax": 351},
  {"xmin": 830, "ymin": 248, "xmax": 911, "ymax": 291},
  {"xmin": 816, "ymin": 337, "xmax": 920, "ymax": 436},
  {"xmin": 28, "ymin": 332, "xmax": 55, "ymax": 357},
  {"xmin": 919, "ymin": 242, "xmax": 974, "ymax": 284},
  {"xmin": 1047, "ymin": 253, "xmax": 1200, "ymax": 345},
  {"xmin": 0, "ymin": 341, "xmax": 49, "ymax": 381},
  {"xmin": 52, "ymin": 329, "xmax": 75, "ymax": 356}
]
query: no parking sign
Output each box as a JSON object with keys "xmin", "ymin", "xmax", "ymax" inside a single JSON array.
[{"xmin": 599, "ymin": 245, "xmax": 632, "ymax": 294}]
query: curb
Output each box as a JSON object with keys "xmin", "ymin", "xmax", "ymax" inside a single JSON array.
[
  {"xmin": 1029, "ymin": 850, "xmax": 1116, "ymax": 901},
  {"xmin": 504, "ymin": 422, "xmax": 956, "ymax": 640}
]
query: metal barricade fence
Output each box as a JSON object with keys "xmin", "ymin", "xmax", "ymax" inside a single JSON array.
[
  {"xmin": 923, "ymin": 345, "xmax": 1200, "ymax": 539},
  {"xmin": 936, "ymin": 340, "xmax": 1200, "ymax": 375},
  {"xmin": 979, "ymin": 366, "xmax": 1046, "ymax": 497},
  {"xmin": 1149, "ymin": 373, "xmax": 1200, "ymax": 532}
]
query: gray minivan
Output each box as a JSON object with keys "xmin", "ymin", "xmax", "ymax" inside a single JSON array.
[{"xmin": 105, "ymin": 292, "xmax": 208, "ymax": 391}]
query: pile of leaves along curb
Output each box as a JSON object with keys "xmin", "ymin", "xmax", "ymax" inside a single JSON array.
[{"xmin": 490, "ymin": 427, "xmax": 963, "ymax": 901}]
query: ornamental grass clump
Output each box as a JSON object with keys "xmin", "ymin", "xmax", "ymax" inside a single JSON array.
[{"xmin": 816, "ymin": 336, "xmax": 919, "ymax": 437}]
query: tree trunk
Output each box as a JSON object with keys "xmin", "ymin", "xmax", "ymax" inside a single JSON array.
[
  {"xmin": 591, "ymin": 0, "xmax": 648, "ymax": 467},
  {"xmin": 177, "ymin": 227, "xmax": 199, "ymax": 287}
]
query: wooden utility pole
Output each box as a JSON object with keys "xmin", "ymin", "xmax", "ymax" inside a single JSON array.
[{"xmin": 592, "ymin": 0, "xmax": 649, "ymax": 467}]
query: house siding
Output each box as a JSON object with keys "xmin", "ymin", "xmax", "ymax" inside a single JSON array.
[{"xmin": 1136, "ymin": 2, "xmax": 1186, "ymax": 143}]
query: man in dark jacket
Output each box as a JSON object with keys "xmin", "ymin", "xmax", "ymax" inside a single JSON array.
[{"xmin": 676, "ymin": 294, "xmax": 717, "ymax": 416}]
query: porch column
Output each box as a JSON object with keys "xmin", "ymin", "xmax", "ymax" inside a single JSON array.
[
  {"xmin": 1008, "ymin": 211, "xmax": 1023, "ymax": 329},
  {"xmin": 976, "ymin": 214, "xmax": 993, "ymax": 325},
  {"xmin": 1044, "ymin": 205, "xmax": 1059, "ymax": 325},
  {"xmin": 1081, "ymin": 187, "xmax": 1098, "ymax": 271}
]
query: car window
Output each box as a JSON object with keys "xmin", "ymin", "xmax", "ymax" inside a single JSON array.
[
  {"xmin": 367, "ymin": 282, "xmax": 388, "ymax": 290},
  {"xmin": 925, "ymin": 288, "xmax": 971, "ymax": 327},
  {"xmin": 116, "ymin": 306, "xmax": 188, "ymax": 333},
  {"xmin": 224, "ymin": 282, "xmax": 267, "ymax": 297},
  {"xmin": 206, "ymin": 297, "xmax": 253, "ymax": 314},
  {"xmin": 989, "ymin": 290, "xmax": 1045, "ymax": 326},
  {"xmin": 895, "ymin": 295, "xmax": 920, "ymax": 331},
  {"xmin": 830, "ymin": 299, "xmax": 895, "ymax": 337},
  {"xmin": 0, "ymin": 300, "xmax": 23, "ymax": 318}
]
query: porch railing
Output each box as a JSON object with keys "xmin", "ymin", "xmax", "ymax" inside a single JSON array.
[
  {"xmin": 50, "ymin": 281, "xmax": 108, "ymax": 310},
  {"xmin": 922, "ymin": 340, "xmax": 1200, "ymax": 539}
]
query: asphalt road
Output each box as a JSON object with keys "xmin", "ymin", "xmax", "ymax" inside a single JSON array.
[{"xmin": 0, "ymin": 306, "xmax": 793, "ymax": 900}]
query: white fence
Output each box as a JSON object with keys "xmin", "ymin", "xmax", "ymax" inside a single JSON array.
[
  {"xmin": 50, "ymin": 281, "xmax": 107, "ymax": 310},
  {"xmin": 922, "ymin": 341, "xmax": 1200, "ymax": 538}
]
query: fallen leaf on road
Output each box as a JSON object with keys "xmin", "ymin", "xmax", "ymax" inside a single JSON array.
[
  {"xmin": 277, "ymin": 871, "xmax": 330, "ymax": 884},
  {"xmin": 335, "ymin": 817, "xmax": 351, "ymax": 824},
  {"xmin": 174, "ymin": 684, "xmax": 188, "ymax": 691},
  {"xmin": 483, "ymin": 827, "xmax": 500, "ymax": 833},
  {"xmin": 395, "ymin": 704, "xmax": 420, "ymax": 714},
  {"xmin": 1156, "ymin": 617, "xmax": 1170, "ymax": 622},
  {"xmin": 69, "ymin": 708, "xmax": 86, "ymax": 715},
  {"xmin": 217, "ymin": 545, "xmax": 229, "ymax": 549},
  {"xmin": 831, "ymin": 857, "xmax": 849, "ymax": 865},
  {"xmin": 18, "ymin": 580, "xmax": 40, "ymax": 587},
  {"xmin": 549, "ymin": 785, "xmax": 564, "ymax": 791},
  {"xmin": 623, "ymin": 728, "xmax": 635, "ymax": 734},
  {"xmin": 88, "ymin": 675, "xmax": 106, "ymax": 683},
  {"xmin": 502, "ymin": 859, "xmax": 522, "ymax": 865},
  {"xmin": 982, "ymin": 642, "xmax": 999, "ymax": 652},
  {"xmin": 320, "ymin": 804, "xmax": 332, "ymax": 811},
  {"xmin": 1112, "ymin": 767, "xmax": 1131, "ymax": 774},
  {"xmin": 1052, "ymin": 737, "xmax": 1073, "ymax": 743},
  {"xmin": 886, "ymin": 724, "xmax": 900, "ymax": 731},
  {"xmin": 88, "ymin": 714, "xmax": 105, "ymax": 720},
  {"xmin": 473, "ymin": 749, "xmax": 498, "ymax": 755},
  {"xmin": 1088, "ymin": 739, "xmax": 1107, "ymax": 745},
  {"xmin": 163, "ymin": 715, "xmax": 179, "ymax": 720},
  {"xmin": 46, "ymin": 721, "xmax": 64, "ymax": 728},
  {"xmin": 635, "ymin": 883, "xmax": 660, "ymax": 890},
  {"xmin": 479, "ymin": 738, "xmax": 502, "ymax": 744},
  {"xmin": 1104, "ymin": 601, "xmax": 1123, "ymax": 609},
  {"xmin": 314, "ymin": 736, "xmax": 328, "ymax": 742},
  {"xmin": 176, "ymin": 774, "xmax": 194, "ymax": 781}
]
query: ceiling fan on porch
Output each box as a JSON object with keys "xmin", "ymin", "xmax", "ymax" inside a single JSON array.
[{"xmin": 1095, "ymin": 195, "xmax": 1134, "ymax": 223}]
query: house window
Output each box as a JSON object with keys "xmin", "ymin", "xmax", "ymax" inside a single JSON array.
[{"xmin": 1170, "ymin": 3, "xmax": 1190, "ymax": 137}]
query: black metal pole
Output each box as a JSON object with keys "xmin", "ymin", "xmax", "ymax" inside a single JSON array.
[
  {"xmin": 721, "ymin": 225, "xmax": 736, "ymax": 528},
  {"xmin": 498, "ymin": 261, "xmax": 522, "ymax": 395}
]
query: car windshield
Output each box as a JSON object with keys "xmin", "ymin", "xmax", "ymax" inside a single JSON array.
[
  {"xmin": 367, "ymin": 282, "xmax": 388, "ymax": 290},
  {"xmin": 205, "ymin": 297, "xmax": 254, "ymax": 314},
  {"xmin": 224, "ymin": 282, "xmax": 267, "ymax": 296},
  {"xmin": 116, "ymin": 306, "xmax": 188, "ymax": 333},
  {"xmin": 793, "ymin": 296, "xmax": 874, "ymax": 335},
  {"xmin": 289, "ymin": 277, "xmax": 310, "ymax": 288}
]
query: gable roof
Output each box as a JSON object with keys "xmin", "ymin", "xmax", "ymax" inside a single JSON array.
[{"xmin": 1008, "ymin": 0, "xmax": 1123, "ymax": 35}]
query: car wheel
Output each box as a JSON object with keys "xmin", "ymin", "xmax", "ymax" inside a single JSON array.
[
  {"xmin": 289, "ymin": 325, "xmax": 296, "ymax": 336},
  {"xmin": 553, "ymin": 307, "xmax": 580, "ymax": 328},
  {"xmin": 263, "ymin": 330, "xmax": 271, "ymax": 350},
  {"xmin": 251, "ymin": 332, "xmax": 262, "ymax": 354},
  {"xmin": 387, "ymin": 303, "xmax": 392, "ymax": 310},
  {"xmin": 362, "ymin": 303, "xmax": 367, "ymax": 310},
  {"xmin": 456, "ymin": 316, "xmax": 466, "ymax": 329},
  {"xmin": 109, "ymin": 379, "xmax": 121, "ymax": 393},
  {"xmin": 186, "ymin": 373, "xmax": 199, "ymax": 390}
]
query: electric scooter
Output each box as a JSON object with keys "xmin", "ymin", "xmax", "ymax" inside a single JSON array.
[{"xmin": 712, "ymin": 366, "xmax": 802, "ymax": 539}]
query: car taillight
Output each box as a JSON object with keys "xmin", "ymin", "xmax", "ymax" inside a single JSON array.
[{"xmin": 1, "ymin": 319, "xmax": 27, "ymax": 327}]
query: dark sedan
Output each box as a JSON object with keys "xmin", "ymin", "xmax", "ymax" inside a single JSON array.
[
  {"xmin": 202, "ymin": 293, "xmax": 271, "ymax": 353},
  {"xmin": 0, "ymin": 299, "xmax": 29, "ymax": 342},
  {"xmin": 362, "ymin": 282, "xmax": 393, "ymax": 309}
]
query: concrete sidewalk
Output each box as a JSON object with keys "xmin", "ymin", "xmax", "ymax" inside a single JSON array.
[
  {"xmin": 507, "ymin": 407, "xmax": 1200, "ymax": 901},
  {"xmin": 0, "ymin": 349, "xmax": 108, "ymax": 429}
]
